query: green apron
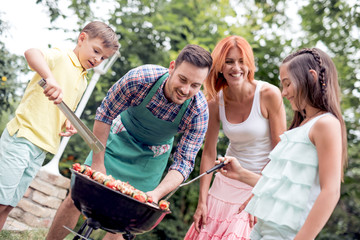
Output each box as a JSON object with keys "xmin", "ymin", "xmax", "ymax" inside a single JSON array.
[{"xmin": 85, "ymin": 73, "xmax": 190, "ymax": 191}]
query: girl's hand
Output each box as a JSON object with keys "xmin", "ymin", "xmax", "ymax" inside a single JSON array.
[
  {"xmin": 59, "ymin": 119, "xmax": 77, "ymax": 137},
  {"xmin": 216, "ymin": 156, "xmax": 243, "ymax": 181}
]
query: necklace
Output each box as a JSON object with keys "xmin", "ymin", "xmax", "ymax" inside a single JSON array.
[{"xmin": 301, "ymin": 109, "xmax": 322, "ymax": 125}]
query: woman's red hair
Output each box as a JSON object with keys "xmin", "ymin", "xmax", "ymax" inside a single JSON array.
[{"xmin": 204, "ymin": 36, "xmax": 255, "ymax": 101}]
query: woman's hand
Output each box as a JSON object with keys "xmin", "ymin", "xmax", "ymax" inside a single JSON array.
[
  {"xmin": 238, "ymin": 194, "xmax": 252, "ymax": 213},
  {"xmin": 193, "ymin": 202, "xmax": 208, "ymax": 232},
  {"xmin": 238, "ymin": 194, "xmax": 257, "ymax": 227},
  {"xmin": 248, "ymin": 214, "xmax": 257, "ymax": 228}
]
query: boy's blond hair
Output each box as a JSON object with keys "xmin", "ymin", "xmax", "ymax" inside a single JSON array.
[{"xmin": 81, "ymin": 21, "xmax": 119, "ymax": 51}]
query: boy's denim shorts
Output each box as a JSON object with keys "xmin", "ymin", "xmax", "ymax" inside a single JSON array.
[
  {"xmin": 250, "ymin": 218, "xmax": 297, "ymax": 240},
  {"xmin": 0, "ymin": 129, "xmax": 46, "ymax": 207}
]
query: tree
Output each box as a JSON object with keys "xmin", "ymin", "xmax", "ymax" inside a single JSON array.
[
  {"xmin": 34, "ymin": 0, "xmax": 360, "ymax": 239},
  {"xmin": 0, "ymin": 15, "xmax": 28, "ymax": 113},
  {"xmin": 0, "ymin": 13, "xmax": 30, "ymax": 133}
]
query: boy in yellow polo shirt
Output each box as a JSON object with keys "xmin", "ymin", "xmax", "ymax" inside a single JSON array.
[{"xmin": 0, "ymin": 21, "xmax": 119, "ymax": 230}]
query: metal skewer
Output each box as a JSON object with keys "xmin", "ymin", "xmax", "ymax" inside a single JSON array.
[{"xmin": 164, "ymin": 162, "xmax": 225, "ymax": 201}]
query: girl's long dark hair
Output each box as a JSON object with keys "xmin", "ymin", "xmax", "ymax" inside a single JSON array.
[{"xmin": 281, "ymin": 48, "xmax": 347, "ymax": 178}]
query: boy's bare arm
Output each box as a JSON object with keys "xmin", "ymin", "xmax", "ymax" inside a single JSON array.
[{"xmin": 24, "ymin": 48, "xmax": 63, "ymax": 104}]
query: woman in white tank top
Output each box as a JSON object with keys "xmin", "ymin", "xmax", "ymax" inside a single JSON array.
[{"xmin": 185, "ymin": 36, "xmax": 286, "ymax": 240}]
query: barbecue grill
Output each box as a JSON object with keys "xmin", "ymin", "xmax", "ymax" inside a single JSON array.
[
  {"xmin": 68, "ymin": 162, "xmax": 224, "ymax": 239},
  {"xmin": 68, "ymin": 169, "xmax": 170, "ymax": 240}
]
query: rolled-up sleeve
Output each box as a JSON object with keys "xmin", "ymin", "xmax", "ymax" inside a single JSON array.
[
  {"xmin": 95, "ymin": 70, "xmax": 143, "ymax": 125},
  {"xmin": 169, "ymin": 105, "xmax": 209, "ymax": 180}
]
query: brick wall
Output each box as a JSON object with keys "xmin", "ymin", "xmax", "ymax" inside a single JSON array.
[{"xmin": 4, "ymin": 170, "xmax": 70, "ymax": 231}]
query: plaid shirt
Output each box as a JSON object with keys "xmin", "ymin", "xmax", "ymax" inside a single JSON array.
[{"xmin": 95, "ymin": 64, "xmax": 209, "ymax": 180}]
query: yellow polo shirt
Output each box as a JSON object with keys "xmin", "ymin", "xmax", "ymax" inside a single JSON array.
[{"xmin": 7, "ymin": 48, "xmax": 87, "ymax": 154}]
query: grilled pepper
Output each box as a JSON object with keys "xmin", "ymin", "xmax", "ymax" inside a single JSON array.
[
  {"xmin": 72, "ymin": 163, "xmax": 82, "ymax": 172},
  {"xmin": 132, "ymin": 190, "xmax": 147, "ymax": 203},
  {"xmin": 159, "ymin": 200, "xmax": 170, "ymax": 211}
]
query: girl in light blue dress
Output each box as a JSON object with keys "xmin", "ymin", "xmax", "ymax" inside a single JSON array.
[{"xmin": 216, "ymin": 48, "xmax": 348, "ymax": 240}]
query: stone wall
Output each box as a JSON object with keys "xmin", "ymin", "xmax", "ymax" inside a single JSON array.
[{"xmin": 4, "ymin": 170, "xmax": 70, "ymax": 231}]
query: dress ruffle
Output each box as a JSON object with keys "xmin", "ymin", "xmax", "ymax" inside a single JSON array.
[
  {"xmin": 245, "ymin": 124, "xmax": 321, "ymax": 231},
  {"xmin": 185, "ymin": 174, "xmax": 253, "ymax": 240}
]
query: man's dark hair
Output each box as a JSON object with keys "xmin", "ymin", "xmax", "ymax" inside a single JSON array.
[{"xmin": 175, "ymin": 44, "xmax": 213, "ymax": 73}]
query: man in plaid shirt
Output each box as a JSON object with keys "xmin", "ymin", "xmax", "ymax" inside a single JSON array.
[{"xmin": 47, "ymin": 44, "xmax": 212, "ymax": 240}]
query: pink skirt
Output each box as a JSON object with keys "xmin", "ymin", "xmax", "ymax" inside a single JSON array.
[{"xmin": 184, "ymin": 173, "xmax": 253, "ymax": 240}]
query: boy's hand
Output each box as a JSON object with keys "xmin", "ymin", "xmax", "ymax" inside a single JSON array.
[
  {"xmin": 59, "ymin": 119, "xmax": 77, "ymax": 137},
  {"xmin": 43, "ymin": 77, "xmax": 63, "ymax": 104}
]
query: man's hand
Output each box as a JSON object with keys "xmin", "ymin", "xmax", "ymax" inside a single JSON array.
[
  {"xmin": 90, "ymin": 161, "xmax": 107, "ymax": 175},
  {"xmin": 59, "ymin": 119, "xmax": 77, "ymax": 137},
  {"xmin": 145, "ymin": 190, "xmax": 160, "ymax": 204},
  {"xmin": 90, "ymin": 120, "xmax": 111, "ymax": 175}
]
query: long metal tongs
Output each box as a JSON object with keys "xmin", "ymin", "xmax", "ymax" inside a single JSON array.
[
  {"xmin": 164, "ymin": 162, "xmax": 225, "ymax": 201},
  {"xmin": 38, "ymin": 79, "xmax": 105, "ymax": 153}
]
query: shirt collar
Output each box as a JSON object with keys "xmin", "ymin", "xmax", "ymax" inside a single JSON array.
[{"xmin": 67, "ymin": 49, "xmax": 87, "ymax": 78}]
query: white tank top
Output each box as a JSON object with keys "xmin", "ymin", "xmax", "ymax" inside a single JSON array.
[{"xmin": 219, "ymin": 81, "xmax": 272, "ymax": 174}]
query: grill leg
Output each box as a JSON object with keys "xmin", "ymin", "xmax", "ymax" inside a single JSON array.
[
  {"xmin": 71, "ymin": 219, "xmax": 94, "ymax": 240},
  {"xmin": 122, "ymin": 232, "xmax": 135, "ymax": 240},
  {"xmin": 83, "ymin": 226, "xmax": 94, "ymax": 238},
  {"xmin": 72, "ymin": 220, "xmax": 88, "ymax": 240},
  {"xmin": 77, "ymin": 220, "xmax": 88, "ymax": 236}
]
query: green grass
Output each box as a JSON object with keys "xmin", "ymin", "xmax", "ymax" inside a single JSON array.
[
  {"xmin": 0, "ymin": 228, "xmax": 106, "ymax": 240},
  {"xmin": 0, "ymin": 229, "xmax": 48, "ymax": 240}
]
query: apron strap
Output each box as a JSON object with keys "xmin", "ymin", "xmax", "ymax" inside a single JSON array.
[
  {"xmin": 174, "ymin": 98, "xmax": 190, "ymax": 125},
  {"xmin": 139, "ymin": 72, "xmax": 169, "ymax": 107},
  {"xmin": 138, "ymin": 72, "xmax": 191, "ymax": 125}
]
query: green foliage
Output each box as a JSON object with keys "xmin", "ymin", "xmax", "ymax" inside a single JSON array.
[
  {"xmin": 0, "ymin": 12, "xmax": 31, "ymax": 132},
  {"xmin": 35, "ymin": 0, "xmax": 360, "ymax": 238},
  {"xmin": 36, "ymin": 0, "xmax": 67, "ymax": 22},
  {"xmin": 0, "ymin": 41, "xmax": 27, "ymax": 113},
  {"xmin": 2, "ymin": 0, "xmax": 360, "ymax": 239}
]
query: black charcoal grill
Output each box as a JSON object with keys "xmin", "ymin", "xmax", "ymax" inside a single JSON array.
[
  {"xmin": 68, "ymin": 169, "xmax": 170, "ymax": 240},
  {"xmin": 68, "ymin": 162, "xmax": 224, "ymax": 239}
]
